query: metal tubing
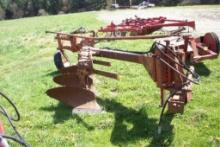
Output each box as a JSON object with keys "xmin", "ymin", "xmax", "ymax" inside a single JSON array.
[
  {"xmin": 91, "ymin": 47, "xmax": 151, "ymax": 64},
  {"xmin": 155, "ymin": 56, "xmax": 198, "ymax": 84},
  {"xmin": 46, "ymin": 31, "xmax": 174, "ymax": 41}
]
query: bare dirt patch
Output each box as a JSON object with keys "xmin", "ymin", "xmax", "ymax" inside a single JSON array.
[{"xmin": 97, "ymin": 6, "xmax": 220, "ymax": 37}]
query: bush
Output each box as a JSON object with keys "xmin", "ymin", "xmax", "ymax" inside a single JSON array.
[{"xmin": 0, "ymin": 0, "xmax": 12, "ymax": 9}]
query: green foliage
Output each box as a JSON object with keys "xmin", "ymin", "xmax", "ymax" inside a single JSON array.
[
  {"xmin": 69, "ymin": 0, "xmax": 81, "ymax": 12},
  {"xmin": 0, "ymin": 0, "xmax": 107, "ymax": 18},
  {"xmin": 200, "ymin": 0, "xmax": 220, "ymax": 4},
  {"xmin": 14, "ymin": 0, "xmax": 28, "ymax": 8},
  {"xmin": 44, "ymin": 0, "xmax": 60, "ymax": 14},
  {"xmin": 161, "ymin": 0, "xmax": 182, "ymax": 6},
  {"xmin": 85, "ymin": 0, "xmax": 106, "ymax": 10},
  {"xmin": 0, "ymin": 0, "xmax": 11, "ymax": 9}
]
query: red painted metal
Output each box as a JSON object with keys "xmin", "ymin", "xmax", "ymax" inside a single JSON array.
[
  {"xmin": 46, "ymin": 30, "xmax": 181, "ymax": 54},
  {"xmin": 99, "ymin": 16, "xmax": 195, "ymax": 35},
  {"xmin": 46, "ymin": 19, "xmax": 219, "ymax": 114}
]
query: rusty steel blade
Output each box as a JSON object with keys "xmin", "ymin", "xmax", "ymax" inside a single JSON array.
[
  {"xmin": 93, "ymin": 69, "xmax": 119, "ymax": 80},
  {"xmin": 93, "ymin": 60, "xmax": 111, "ymax": 66},
  {"xmin": 46, "ymin": 87, "xmax": 96, "ymax": 108},
  {"xmin": 53, "ymin": 74, "xmax": 93, "ymax": 87},
  {"xmin": 60, "ymin": 65, "xmax": 78, "ymax": 74}
]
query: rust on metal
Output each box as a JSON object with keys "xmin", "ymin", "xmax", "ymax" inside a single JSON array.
[
  {"xmin": 46, "ymin": 87, "xmax": 96, "ymax": 108},
  {"xmin": 46, "ymin": 17, "xmax": 219, "ymax": 115},
  {"xmin": 99, "ymin": 16, "xmax": 195, "ymax": 36},
  {"xmin": 53, "ymin": 74, "xmax": 93, "ymax": 87}
]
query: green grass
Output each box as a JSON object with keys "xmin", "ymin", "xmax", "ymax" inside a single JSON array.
[{"xmin": 0, "ymin": 9, "xmax": 220, "ymax": 147}]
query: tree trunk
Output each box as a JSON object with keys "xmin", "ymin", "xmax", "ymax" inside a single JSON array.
[
  {"xmin": 0, "ymin": 6, "xmax": 5, "ymax": 20},
  {"xmin": 129, "ymin": 0, "xmax": 132, "ymax": 6}
]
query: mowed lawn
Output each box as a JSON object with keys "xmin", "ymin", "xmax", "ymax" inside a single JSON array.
[{"xmin": 0, "ymin": 8, "xmax": 220, "ymax": 147}]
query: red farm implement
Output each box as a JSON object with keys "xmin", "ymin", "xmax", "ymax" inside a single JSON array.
[
  {"xmin": 98, "ymin": 16, "xmax": 195, "ymax": 36},
  {"xmin": 45, "ymin": 16, "xmax": 219, "ymax": 132}
]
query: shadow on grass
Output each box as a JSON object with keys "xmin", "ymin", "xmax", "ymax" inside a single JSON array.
[
  {"xmin": 97, "ymin": 98, "xmax": 174, "ymax": 147},
  {"xmin": 41, "ymin": 97, "xmax": 174, "ymax": 146},
  {"xmin": 45, "ymin": 70, "xmax": 60, "ymax": 78},
  {"xmin": 40, "ymin": 102, "xmax": 94, "ymax": 130},
  {"xmin": 41, "ymin": 103, "xmax": 72, "ymax": 124},
  {"xmin": 194, "ymin": 62, "xmax": 211, "ymax": 77}
]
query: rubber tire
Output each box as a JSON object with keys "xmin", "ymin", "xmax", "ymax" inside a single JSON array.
[
  {"xmin": 211, "ymin": 32, "xmax": 220, "ymax": 54},
  {"xmin": 54, "ymin": 52, "xmax": 64, "ymax": 70}
]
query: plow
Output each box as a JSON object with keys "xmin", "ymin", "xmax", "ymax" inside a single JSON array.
[{"xmin": 46, "ymin": 16, "xmax": 219, "ymax": 129}]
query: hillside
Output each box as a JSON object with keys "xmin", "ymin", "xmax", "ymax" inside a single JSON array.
[{"xmin": 0, "ymin": 6, "xmax": 220, "ymax": 146}]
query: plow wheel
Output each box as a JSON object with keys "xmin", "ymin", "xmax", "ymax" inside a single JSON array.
[
  {"xmin": 113, "ymin": 31, "xmax": 122, "ymax": 37},
  {"xmin": 46, "ymin": 87, "xmax": 101, "ymax": 113},
  {"xmin": 203, "ymin": 32, "xmax": 220, "ymax": 54},
  {"xmin": 54, "ymin": 51, "xmax": 71, "ymax": 70},
  {"xmin": 113, "ymin": 31, "xmax": 128, "ymax": 37}
]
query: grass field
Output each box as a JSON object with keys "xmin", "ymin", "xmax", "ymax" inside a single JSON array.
[{"xmin": 0, "ymin": 7, "xmax": 220, "ymax": 147}]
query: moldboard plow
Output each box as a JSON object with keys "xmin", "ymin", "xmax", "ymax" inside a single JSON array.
[{"xmin": 45, "ymin": 17, "xmax": 219, "ymax": 127}]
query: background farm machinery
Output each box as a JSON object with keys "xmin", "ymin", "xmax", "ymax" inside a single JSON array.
[
  {"xmin": 111, "ymin": 0, "xmax": 155, "ymax": 9},
  {"xmin": 98, "ymin": 16, "xmax": 195, "ymax": 36},
  {"xmin": 45, "ymin": 17, "xmax": 219, "ymax": 130}
]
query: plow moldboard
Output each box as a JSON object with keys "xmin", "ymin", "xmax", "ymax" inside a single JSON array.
[
  {"xmin": 46, "ymin": 87, "xmax": 96, "ymax": 108},
  {"xmin": 60, "ymin": 65, "xmax": 78, "ymax": 74}
]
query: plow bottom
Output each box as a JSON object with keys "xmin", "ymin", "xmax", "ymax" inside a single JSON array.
[
  {"xmin": 53, "ymin": 74, "xmax": 93, "ymax": 87},
  {"xmin": 47, "ymin": 65, "xmax": 101, "ymax": 113},
  {"xmin": 47, "ymin": 87, "xmax": 101, "ymax": 113}
]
